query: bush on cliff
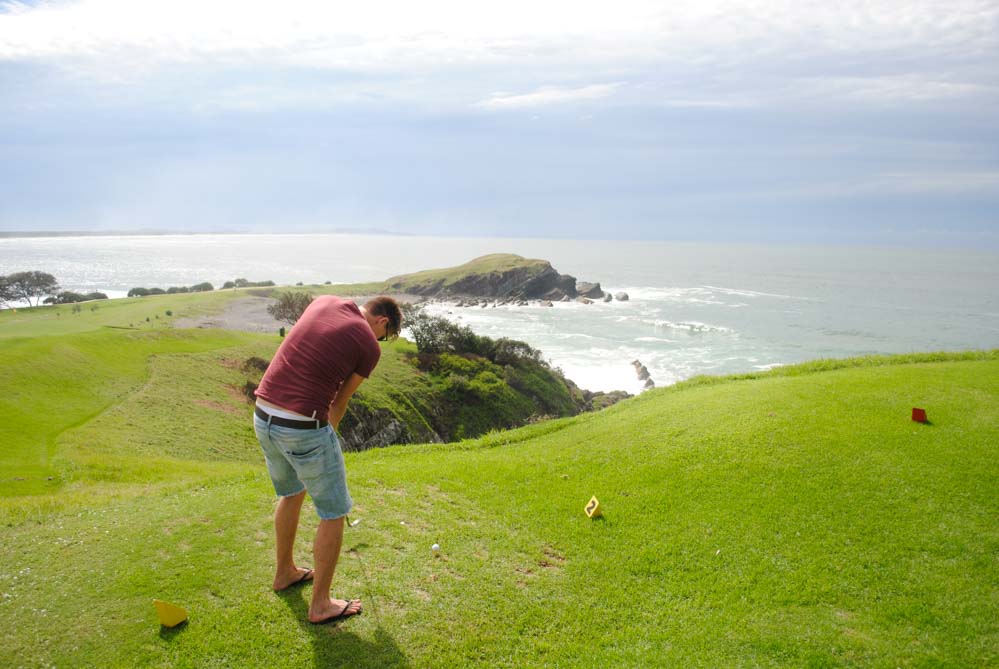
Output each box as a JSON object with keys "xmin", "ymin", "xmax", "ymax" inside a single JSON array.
[
  {"xmin": 404, "ymin": 310, "xmax": 581, "ymax": 440},
  {"xmin": 426, "ymin": 353, "xmax": 537, "ymax": 440}
]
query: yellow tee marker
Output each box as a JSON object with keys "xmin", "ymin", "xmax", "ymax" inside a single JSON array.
[
  {"xmin": 585, "ymin": 496, "xmax": 602, "ymax": 519},
  {"xmin": 153, "ymin": 599, "xmax": 188, "ymax": 628}
]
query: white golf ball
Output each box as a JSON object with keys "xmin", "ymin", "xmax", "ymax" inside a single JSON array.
[{"xmin": 431, "ymin": 543, "xmax": 440, "ymax": 552}]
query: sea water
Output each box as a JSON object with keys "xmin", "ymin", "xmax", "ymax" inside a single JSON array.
[{"xmin": 2, "ymin": 233, "xmax": 997, "ymax": 394}]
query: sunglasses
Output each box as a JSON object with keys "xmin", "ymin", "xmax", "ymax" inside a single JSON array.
[{"xmin": 377, "ymin": 319, "xmax": 399, "ymax": 342}]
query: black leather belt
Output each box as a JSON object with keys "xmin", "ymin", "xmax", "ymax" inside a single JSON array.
[{"xmin": 255, "ymin": 406, "xmax": 328, "ymax": 430}]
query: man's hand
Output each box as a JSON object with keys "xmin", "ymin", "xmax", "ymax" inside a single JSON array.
[{"xmin": 329, "ymin": 373, "xmax": 366, "ymax": 431}]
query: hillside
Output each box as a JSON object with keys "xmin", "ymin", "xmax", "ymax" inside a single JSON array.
[
  {"xmin": 0, "ymin": 284, "xmax": 601, "ymax": 454},
  {"xmin": 1, "ymin": 293, "xmax": 996, "ymax": 667}
]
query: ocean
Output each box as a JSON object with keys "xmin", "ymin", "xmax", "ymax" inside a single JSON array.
[{"xmin": 2, "ymin": 233, "xmax": 997, "ymax": 395}]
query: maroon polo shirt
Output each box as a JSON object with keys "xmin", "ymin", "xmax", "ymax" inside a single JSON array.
[{"xmin": 255, "ymin": 296, "xmax": 381, "ymax": 421}]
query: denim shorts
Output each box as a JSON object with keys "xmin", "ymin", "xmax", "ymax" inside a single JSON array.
[{"xmin": 254, "ymin": 414, "xmax": 353, "ymax": 520}]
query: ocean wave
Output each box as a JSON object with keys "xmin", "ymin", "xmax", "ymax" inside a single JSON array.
[
  {"xmin": 619, "ymin": 286, "xmax": 718, "ymax": 302},
  {"xmin": 553, "ymin": 332, "xmax": 601, "ymax": 341},
  {"xmin": 635, "ymin": 336, "xmax": 677, "ymax": 343},
  {"xmin": 702, "ymin": 285, "xmax": 809, "ymax": 300},
  {"xmin": 649, "ymin": 320, "xmax": 735, "ymax": 335}
]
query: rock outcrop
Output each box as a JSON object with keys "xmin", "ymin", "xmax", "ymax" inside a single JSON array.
[
  {"xmin": 632, "ymin": 359, "xmax": 655, "ymax": 390},
  {"xmin": 339, "ymin": 402, "xmax": 442, "ymax": 452},
  {"xmin": 383, "ymin": 254, "xmax": 604, "ymax": 302},
  {"xmin": 576, "ymin": 281, "xmax": 605, "ymax": 299},
  {"xmin": 615, "ymin": 292, "xmax": 630, "ymax": 302},
  {"xmin": 563, "ymin": 377, "xmax": 633, "ymax": 412}
]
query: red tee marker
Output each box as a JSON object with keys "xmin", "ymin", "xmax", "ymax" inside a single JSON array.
[{"xmin": 912, "ymin": 408, "xmax": 928, "ymax": 423}]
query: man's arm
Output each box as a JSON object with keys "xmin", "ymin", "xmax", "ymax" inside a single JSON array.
[{"xmin": 328, "ymin": 372, "xmax": 366, "ymax": 431}]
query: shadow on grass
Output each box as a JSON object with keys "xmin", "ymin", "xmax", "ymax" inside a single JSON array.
[
  {"xmin": 158, "ymin": 620, "xmax": 188, "ymax": 640},
  {"xmin": 278, "ymin": 589, "xmax": 409, "ymax": 669}
]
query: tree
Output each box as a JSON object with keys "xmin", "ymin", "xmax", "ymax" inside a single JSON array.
[
  {"xmin": 267, "ymin": 291, "xmax": 314, "ymax": 324},
  {"xmin": 3, "ymin": 271, "xmax": 59, "ymax": 306},
  {"xmin": 0, "ymin": 275, "xmax": 12, "ymax": 307},
  {"xmin": 43, "ymin": 291, "xmax": 109, "ymax": 305}
]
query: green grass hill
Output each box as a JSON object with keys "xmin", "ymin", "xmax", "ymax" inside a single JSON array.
[{"xmin": 1, "ymin": 291, "xmax": 996, "ymax": 667}]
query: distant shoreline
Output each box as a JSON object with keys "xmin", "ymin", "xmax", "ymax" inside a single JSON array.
[{"xmin": 0, "ymin": 229, "xmax": 414, "ymax": 239}]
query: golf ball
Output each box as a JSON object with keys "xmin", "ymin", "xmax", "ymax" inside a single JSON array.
[{"xmin": 431, "ymin": 543, "xmax": 440, "ymax": 552}]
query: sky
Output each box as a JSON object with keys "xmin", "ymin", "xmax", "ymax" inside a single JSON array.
[{"xmin": 1, "ymin": 0, "xmax": 997, "ymax": 246}]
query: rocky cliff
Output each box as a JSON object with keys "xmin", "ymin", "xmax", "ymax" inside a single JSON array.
[{"xmin": 383, "ymin": 253, "xmax": 603, "ymax": 301}]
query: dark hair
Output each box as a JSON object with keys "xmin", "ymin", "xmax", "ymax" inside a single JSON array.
[{"xmin": 364, "ymin": 296, "xmax": 403, "ymax": 340}]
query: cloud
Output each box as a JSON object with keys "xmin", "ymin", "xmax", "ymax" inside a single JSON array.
[
  {"xmin": 1, "ymin": 0, "xmax": 996, "ymax": 120},
  {"xmin": 747, "ymin": 171, "xmax": 999, "ymax": 201},
  {"xmin": 476, "ymin": 84, "xmax": 622, "ymax": 110},
  {"xmin": 1, "ymin": 0, "xmax": 997, "ymax": 243},
  {"xmin": 796, "ymin": 74, "xmax": 995, "ymax": 105},
  {"xmin": 3, "ymin": 1, "xmax": 996, "ymax": 77},
  {"xmin": 0, "ymin": 0, "xmax": 662, "ymax": 65}
]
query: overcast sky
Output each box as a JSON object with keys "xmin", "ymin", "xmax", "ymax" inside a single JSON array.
[{"xmin": 1, "ymin": 0, "xmax": 997, "ymax": 245}]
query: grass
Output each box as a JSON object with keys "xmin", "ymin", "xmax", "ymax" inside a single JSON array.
[
  {"xmin": 0, "ymin": 290, "xmax": 241, "ymax": 339},
  {"xmin": 0, "ymin": 328, "xmax": 257, "ymax": 500},
  {"xmin": 0, "ymin": 295, "xmax": 996, "ymax": 667}
]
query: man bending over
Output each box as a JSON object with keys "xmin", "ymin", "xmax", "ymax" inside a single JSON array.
[{"xmin": 253, "ymin": 295, "xmax": 401, "ymax": 624}]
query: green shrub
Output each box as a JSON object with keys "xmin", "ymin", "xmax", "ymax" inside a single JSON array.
[{"xmin": 43, "ymin": 291, "xmax": 108, "ymax": 305}]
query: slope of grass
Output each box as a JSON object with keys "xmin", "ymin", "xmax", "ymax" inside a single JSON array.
[
  {"xmin": 0, "ymin": 328, "xmax": 430, "ymax": 524},
  {"xmin": 1, "ymin": 347, "xmax": 996, "ymax": 667},
  {"xmin": 0, "ymin": 328, "xmax": 257, "ymax": 499}
]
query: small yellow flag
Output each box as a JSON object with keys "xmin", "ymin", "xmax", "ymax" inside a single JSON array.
[
  {"xmin": 153, "ymin": 599, "xmax": 188, "ymax": 628},
  {"xmin": 585, "ymin": 496, "xmax": 602, "ymax": 518}
]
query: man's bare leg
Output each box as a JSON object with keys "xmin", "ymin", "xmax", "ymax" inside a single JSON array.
[
  {"xmin": 308, "ymin": 516, "xmax": 362, "ymax": 622},
  {"xmin": 272, "ymin": 491, "xmax": 312, "ymax": 591}
]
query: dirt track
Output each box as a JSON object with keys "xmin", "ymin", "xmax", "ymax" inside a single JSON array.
[{"xmin": 174, "ymin": 294, "xmax": 420, "ymax": 334}]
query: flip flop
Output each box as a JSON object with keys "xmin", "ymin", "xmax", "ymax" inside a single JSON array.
[
  {"xmin": 275, "ymin": 568, "xmax": 314, "ymax": 592},
  {"xmin": 310, "ymin": 599, "xmax": 362, "ymax": 625}
]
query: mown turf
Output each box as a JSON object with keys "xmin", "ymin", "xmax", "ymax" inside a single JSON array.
[{"xmin": 1, "ymin": 328, "xmax": 996, "ymax": 667}]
